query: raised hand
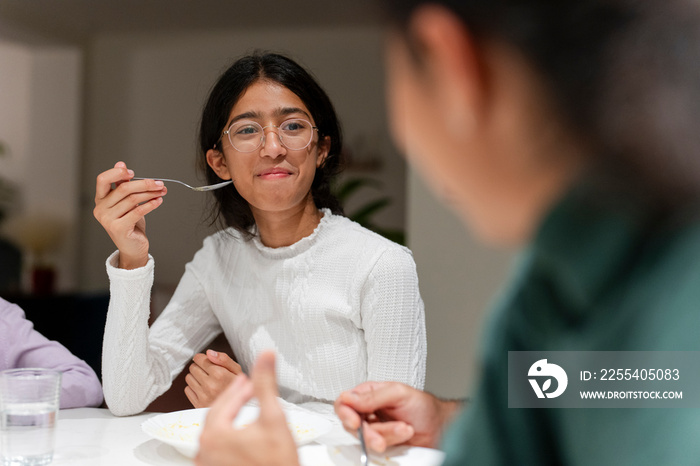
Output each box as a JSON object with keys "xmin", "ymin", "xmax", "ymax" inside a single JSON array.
[
  {"xmin": 195, "ymin": 351, "xmax": 299, "ymax": 466},
  {"xmin": 93, "ymin": 161, "xmax": 167, "ymax": 269},
  {"xmin": 334, "ymin": 381, "xmax": 462, "ymax": 453},
  {"xmin": 185, "ymin": 350, "xmax": 243, "ymax": 408}
]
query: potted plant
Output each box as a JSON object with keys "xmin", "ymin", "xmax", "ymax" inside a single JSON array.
[{"xmin": 334, "ymin": 176, "xmax": 405, "ymax": 245}]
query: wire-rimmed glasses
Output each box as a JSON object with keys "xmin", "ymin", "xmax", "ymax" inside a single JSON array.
[{"xmin": 222, "ymin": 118, "xmax": 318, "ymax": 152}]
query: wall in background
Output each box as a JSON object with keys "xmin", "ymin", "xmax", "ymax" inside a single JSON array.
[
  {"xmin": 0, "ymin": 41, "xmax": 82, "ymax": 292},
  {"xmin": 406, "ymin": 170, "xmax": 515, "ymax": 398},
  {"xmin": 0, "ymin": 42, "xmax": 31, "ymax": 185}
]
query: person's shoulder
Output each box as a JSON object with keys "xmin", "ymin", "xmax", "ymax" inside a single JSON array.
[
  {"xmin": 616, "ymin": 216, "xmax": 700, "ymax": 346},
  {"xmin": 320, "ymin": 214, "xmax": 417, "ymax": 273},
  {"xmin": 646, "ymin": 218, "xmax": 700, "ymax": 296},
  {"xmin": 325, "ymin": 213, "xmax": 403, "ymax": 246},
  {"xmin": 0, "ymin": 297, "xmax": 27, "ymax": 333},
  {"xmin": 325, "ymin": 214, "xmax": 412, "ymax": 254},
  {"xmin": 0, "ymin": 297, "xmax": 23, "ymax": 317}
]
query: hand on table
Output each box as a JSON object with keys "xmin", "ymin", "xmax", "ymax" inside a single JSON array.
[
  {"xmin": 93, "ymin": 161, "xmax": 168, "ymax": 269},
  {"xmin": 334, "ymin": 381, "xmax": 462, "ymax": 453},
  {"xmin": 195, "ymin": 351, "xmax": 299, "ymax": 466},
  {"xmin": 185, "ymin": 350, "xmax": 243, "ymax": 408}
]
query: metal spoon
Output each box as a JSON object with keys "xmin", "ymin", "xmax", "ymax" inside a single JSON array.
[
  {"xmin": 358, "ymin": 420, "xmax": 370, "ymax": 466},
  {"xmin": 132, "ymin": 177, "xmax": 232, "ymax": 192}
]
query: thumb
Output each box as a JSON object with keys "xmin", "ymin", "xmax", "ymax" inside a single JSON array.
[
  {"xmin": 252, "ymin": 351, "xmax": 282, "ymax": 419},
  {"xmin": 207, "ymin": 349, "xmax": 242, "ymax": 374}
]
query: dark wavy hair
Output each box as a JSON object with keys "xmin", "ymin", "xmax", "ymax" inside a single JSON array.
[
  {"xmin": 198, "ymin": 52, "xmax": 344, "ymax": 235},
  {"xmin": 382, "ymin": 0, "xmax": 700, "ymax": 210}
]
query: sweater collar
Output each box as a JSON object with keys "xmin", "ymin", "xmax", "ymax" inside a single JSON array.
[{"xmin": 251, "ymin": 208, "xmax": 333, "ymax": 259}]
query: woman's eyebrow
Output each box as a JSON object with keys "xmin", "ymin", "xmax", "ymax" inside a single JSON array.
[
  {"xmin": 226, "ymin": 107, "xmax": 311, "ymax": 128},
  {"xmin": 275, "ymin": 107, "xmax": 312, "ymax": 119},
  {"xmin": 227, "ymin": 111, "xmax": 262, "ymax": 127}
]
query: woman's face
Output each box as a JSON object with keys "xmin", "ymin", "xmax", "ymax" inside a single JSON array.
[
  {"xmin": 385, "ymin": 22, "xmax": 585, "ymax": 245},
  {"xmin": 207, "ymin": 79, "xmax": 329, "ymax": 217},
  {"xmin": 386, "ymin": 32, "xmax": 488, "ymax": 236}
]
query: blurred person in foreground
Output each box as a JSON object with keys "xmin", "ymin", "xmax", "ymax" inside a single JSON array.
[
  {"xmin": 0, "ymin": 297, "xmax": 103, "ymax": 408},
  {"xmin": 195, "ymin": 0, "xmax": 700, "ymax": 464}
]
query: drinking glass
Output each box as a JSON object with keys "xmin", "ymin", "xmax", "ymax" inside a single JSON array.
[{"xmin": 0, "ymin": 369, "xmax": 61, "ymax": 466}]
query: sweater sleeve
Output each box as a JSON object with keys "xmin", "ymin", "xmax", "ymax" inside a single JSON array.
[
  {"xmin": 102, "ymin": 249, "xmax": 221, "ymax": 416},
  {"xmin": 0, "ymin": 298, "xmax": 104, "ymax": 409},
  {"xmin": 361, "ymin": 247, "xmax": 426, "ymax": 389}
]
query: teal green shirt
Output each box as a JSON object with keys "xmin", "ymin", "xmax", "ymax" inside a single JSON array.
[{"xmin": 442, "ymin": 185, "xmax": 700, "ymax": 465}]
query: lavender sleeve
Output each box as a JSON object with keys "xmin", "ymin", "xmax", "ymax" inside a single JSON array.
[{"xmin": 0, "ymin": 298, "xmax": 104, "ymax": 409}]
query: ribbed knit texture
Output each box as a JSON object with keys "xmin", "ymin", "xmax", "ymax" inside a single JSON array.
[{"xmin": 102, "ymin": 210, "xmax": 426, "ymax": 416}]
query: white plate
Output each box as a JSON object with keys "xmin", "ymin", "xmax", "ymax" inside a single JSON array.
[
  {"xmin": 141, "ymin": 405, "xmax": 333, "ymax": 458},
  {"xmin": 298, "ymin": 444, "xmax": 445, "ymax": 466}
]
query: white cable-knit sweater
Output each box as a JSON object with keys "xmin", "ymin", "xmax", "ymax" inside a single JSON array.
[{"xmin": 102, "ymin": 210, "xmax": 426, "ymax": 416}]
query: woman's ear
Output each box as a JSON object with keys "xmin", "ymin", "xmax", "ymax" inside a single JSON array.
[
  {"xmin": 206, "ymin": 149, "xmax": 232, "ymax": 180},
  {"xmin": 409, "ymin": 4, "xmax": 486, "ymax": 131},
  {"xmin": 316, "ymin": 135, "xmax": 331, "ymax": 168}
]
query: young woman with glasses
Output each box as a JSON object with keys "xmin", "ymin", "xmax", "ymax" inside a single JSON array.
[{"xmin": 93, "ymin": 52, "xmax": 426, "ymax": 416}]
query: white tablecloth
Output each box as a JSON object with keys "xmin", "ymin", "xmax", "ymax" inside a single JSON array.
[
  {"xmin": 52, "ymin": 407, "xmax": 445, "ymax": 465},
  {"xmin": 51, "ymin": 407, "xmax": 357, "ymax": 465}
]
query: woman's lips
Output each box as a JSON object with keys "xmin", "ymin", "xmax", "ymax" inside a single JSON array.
[{"xmin": 257, "ymin": 168, "xmax": 293, "ymax": 179}]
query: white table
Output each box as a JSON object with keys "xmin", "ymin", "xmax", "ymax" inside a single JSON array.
[
  {"xmin": 52, "ymin": 408, "xmax": 185, "ymax": 465},
  {"xmin": 51, "ymin": 408, "xmax": 358, "ymax": 465}
]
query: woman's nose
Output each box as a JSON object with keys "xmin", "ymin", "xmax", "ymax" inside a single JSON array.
[{"xmin": 260, "ymin": 128, "xmax": 286, "ymax": 158}]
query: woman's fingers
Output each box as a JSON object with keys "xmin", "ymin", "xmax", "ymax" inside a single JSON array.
[
  {"xmin": 185, "ymin": 362, "xmax": 212, "ymax": 409},
  {"xmin": 187, "ymin": 362, "xmax": 207, "ymax": 384},
  {"xmin": 94, "ymin": 162, "xmax": 167, "ymax": 229},
  {"xmin": 96, "ymin": 199, "xmax": 162, "ymax": 249},
  {"xmin": 192, "ymin": 353, "xmax": 212, "ymax": 374},
  {"xmin": 95, "ymin": 162, "xmax": 166, "ymax": 209},
  {"xmin": 95, "ymin": 162, "xmax": 132, "ymax": 201},
  {"xmin": 102, "ymin": 178, "xmax": 166, "ymax": 210},
  {"xmin": 186, "ymin": 352, "xmax": 240, "ymax": 408},
  {"xmin": 94, "ymin": 181, "xmax": 166, "ymax": 239},
  {"xmin": 206, "ymin": 350, "xmax": 243, "ymax": 375},
  {"xmin": 184, "ymin": 385, "xmax": 200, "ymax": 408},
  {"xmin": 98, "ymin": 189, "xmax": 166, "ymax": 224}
]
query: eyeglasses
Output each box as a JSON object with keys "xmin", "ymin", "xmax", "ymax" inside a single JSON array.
[{"xmin": 221, "ymin": 118, "xmax": 318, "ymax": 152}]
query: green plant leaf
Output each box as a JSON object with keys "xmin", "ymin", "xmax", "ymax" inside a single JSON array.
[
  {"xmin": 335, "ymin": 177, "xmax": 382, "ymax": 202},
  {"xmin": 350, "ymin": 198, "xmax": 392, "ymax": 226},
  {"xmin": 332, "ymin": 175, "xmax": 406, "ymax": 245}
]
